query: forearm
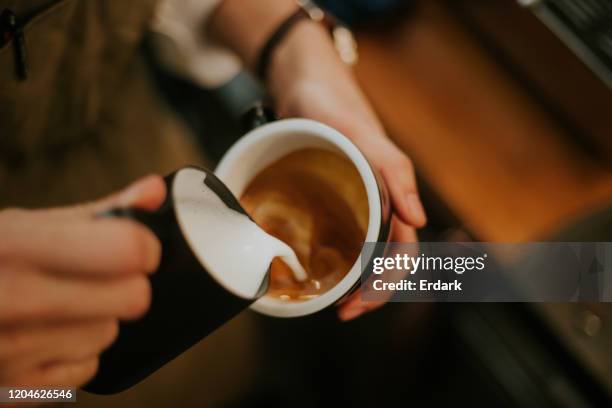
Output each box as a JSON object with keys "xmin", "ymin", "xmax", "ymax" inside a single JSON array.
[
  {"xmin": 208, "ymin": 0, "xmax": 383, "ymax": 138},
  {"xmin": 266, "ymin": 20, "xmax": 385, "ymax": 139},
  {"xmin": 208, "ymin": 0, "xmax": 298, "ymax": 71}
]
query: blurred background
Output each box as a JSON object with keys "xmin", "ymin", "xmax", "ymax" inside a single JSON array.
[{"xmin": 74, "ymin": 0, "xmax": 612, "ymax": 406}]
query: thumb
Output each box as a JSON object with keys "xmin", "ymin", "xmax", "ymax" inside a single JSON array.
[
  {"xmin": 72, "ymin": 175, "xmax": 167, "ymax": 217},
  {"xmin": 94, "ymin": 174, "xmax": 167, "ymax": 213}
]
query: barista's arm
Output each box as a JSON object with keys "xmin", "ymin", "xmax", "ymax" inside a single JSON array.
[
  {"xmin": 209, "ymin": 0, "xmax": 425, "ymax": 228},
  {"xmin": 208, "ymin": 0, "xmax": 425, "ymax": 320}
]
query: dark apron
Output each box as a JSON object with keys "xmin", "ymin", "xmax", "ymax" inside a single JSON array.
[{"xmin": 0, "ymin": 0, "xmax": 204, "ymax": 207}]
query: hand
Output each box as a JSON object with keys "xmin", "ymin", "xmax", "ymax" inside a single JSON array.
[
  {"xmin": 209, "ymin": 2, "xmax": 426, "ymax": 320},
  {"xmin": 268, "ymin": 21, "xmax": 426, "ymax": 321},
  {"xmin": 0, "ymin": 175, "xmax": 165, "ymax": 387}
]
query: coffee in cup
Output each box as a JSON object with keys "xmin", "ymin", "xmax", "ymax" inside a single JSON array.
[{"xmin": 240, "ymin": 148, "xmax": 369, "ymax": 301}]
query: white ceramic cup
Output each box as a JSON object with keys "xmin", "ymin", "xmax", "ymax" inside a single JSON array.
[{"xmin": 215, "ymin": 118, "xmax": 391, "ymax": 317}]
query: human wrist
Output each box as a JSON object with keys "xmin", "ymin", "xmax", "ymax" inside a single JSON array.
[
  {"xmin": 267, "ymin": 21, "xmax": 350, "ymax": 110},
  {"xmin": 208, "ymin": 0, "xmax": 299, "ymax": 70},
  {"xmin": 268, "ymin": 23, "xmax": 386, "ymax": 141}
]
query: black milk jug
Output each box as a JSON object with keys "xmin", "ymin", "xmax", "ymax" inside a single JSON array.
[{"xmin": 84, "ymin": 167, "xmax": 271, "ymax": 394}]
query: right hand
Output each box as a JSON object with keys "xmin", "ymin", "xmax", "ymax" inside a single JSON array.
[{"xmin": 0, "ymin": 175, "xmax": 165, "ymax": 387}]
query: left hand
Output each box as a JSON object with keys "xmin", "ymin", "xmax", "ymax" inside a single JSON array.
[
  {"xmin": 268, "ymin": 21, "xmax": 427, "ymax": 321},
  {"xmin": 209, "ymin": 2, "xmax": 426, "ymax": 320}
]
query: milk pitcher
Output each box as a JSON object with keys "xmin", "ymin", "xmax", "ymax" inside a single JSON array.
[{"xmin": 84, "ymin": 167, "xmax": 274, "ymax": 394}]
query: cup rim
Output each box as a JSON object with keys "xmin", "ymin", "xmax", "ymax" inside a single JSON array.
[{"xmin": 215, "ymin": 118, "xmax": 382, "ymax": 317}]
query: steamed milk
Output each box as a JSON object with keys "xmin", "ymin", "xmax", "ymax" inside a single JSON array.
[{"xmin": 173, "ymin": 168, "xmax": 306, "ymax": 300}]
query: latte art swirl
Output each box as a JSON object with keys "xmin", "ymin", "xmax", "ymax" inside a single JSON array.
[{"xmin": 240, "ymin": 148, "xmax": 369, "ymax": 300}]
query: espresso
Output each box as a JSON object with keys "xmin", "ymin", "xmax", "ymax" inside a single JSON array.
[{"xmin": 240, "ymin": 148, "xmax": 369, "ymax": 300}]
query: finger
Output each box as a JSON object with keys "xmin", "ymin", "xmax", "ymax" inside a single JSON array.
[
  {"xmin": 337, "ymin": 217, "xmax": 417, "ymax": 321},
  {"xmin": 10, "ymin": 357, "xmax": 99, "ymax": 387},
  {"xmin": 49, "ymin": 174, "xmax": 167, "ymax": 218},
  {"xmin": 0, "ymin": 319, "xmax": 118, "ymax": 378},
  {"xmin": 380, "ymin": 158, "xmax": 427, "ymax": 228},
  {"xmin": 337, "ymin": 289, "xmax": 384, "ymax": 321},
  {"xmin": 390, "ymin": 216, "xmax": 418, "ymax": 243},
  {"xmin": 0, "ymin": 268, "xmax": 151, "ymax": 324},
  {"xmin": 92, "ymin": 174, "xmax": 167, "ymax": 213},
  {"xmin": 0, "ymin": 216, "xmax": 161, "ymax": 277}
]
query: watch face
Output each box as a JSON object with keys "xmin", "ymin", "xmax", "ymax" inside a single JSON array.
[
  {"xmin": 299, "ymin": 1, "xmax": 326, "ymax": 22},
  {"xmin": 298, "ymin": 1, "xmax": 358, "ymax": 65},
  {"xmin": 332, "ymin": 26, "xmax": 358, "ymax": 66}
]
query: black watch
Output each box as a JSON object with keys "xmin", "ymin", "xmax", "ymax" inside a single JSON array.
[{"xmin": 255, "ymin": 1, "xmax": 358, "ymax": 81}]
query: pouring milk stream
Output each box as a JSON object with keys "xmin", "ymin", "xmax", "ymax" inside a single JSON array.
[{"xmin": 174, "ymin": 167, "xmax": 307, "ymax": 297}]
